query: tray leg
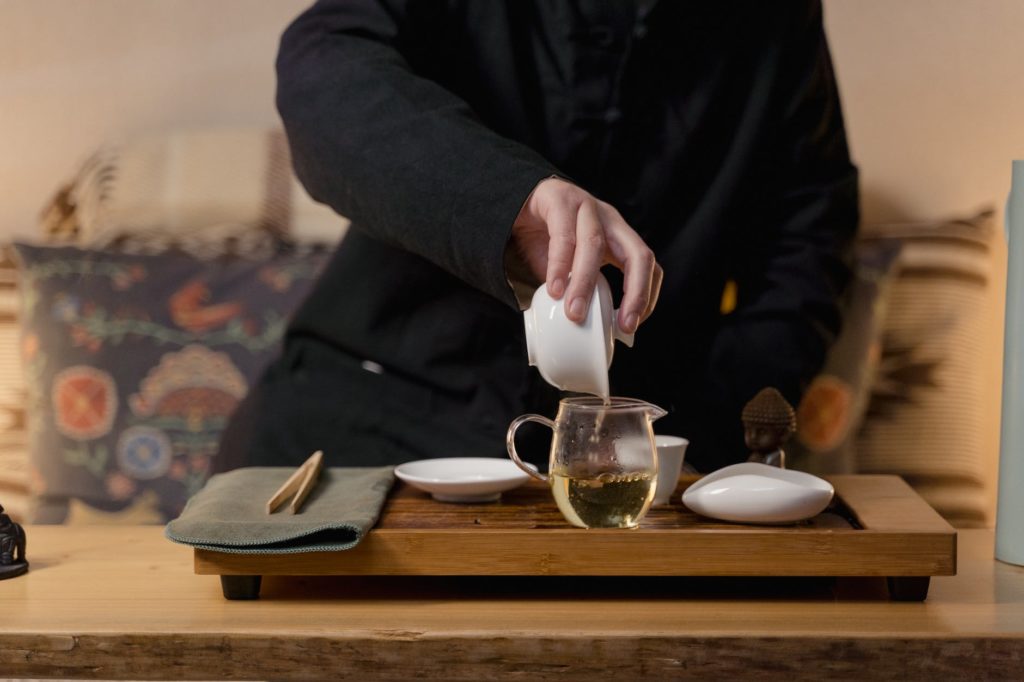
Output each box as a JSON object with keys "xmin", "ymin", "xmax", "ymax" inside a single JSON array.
[
  {"xmin": 887, "ymin": 576, "xmax": 930, "ymax": 601},
  {"xmin": 221, "ymin": 575, "xmax": 262, "ymax": 600}
]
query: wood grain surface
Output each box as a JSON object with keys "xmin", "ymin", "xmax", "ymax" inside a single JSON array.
[
  {"xmin": 0, "ymin": 527, "xmax": 1021, "ymax": 680},
  {"xmin": 195, "ymin": 474, "xmax": 957, "ymax": 578}
]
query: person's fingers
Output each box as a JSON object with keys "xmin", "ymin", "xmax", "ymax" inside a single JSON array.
[
  {"xmin": 641, "ymin": 262, "xmax": 664, "ymax": 323},
  {"xmin": 542, "ymin": 201, "xmax": 577, "ymax": 300},
  {"xmin": 516, "ymin": 179, "xmax": 661, "ymax": 330},
  {"xmin": 618, "ymin": 250, "xmax": 655, "ymax": 333},
  {"xmin": 600, "ymin": 206, "xmax": 657, "ymax": 333},
  {"xmin": 563, "ymin": 200, "xmax": 606, "ymax": 323}
]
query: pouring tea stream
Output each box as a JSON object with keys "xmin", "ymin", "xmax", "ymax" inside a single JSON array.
[{"xmin": 514, "ymin": 275, "xmax": 668, "ymax": 528}]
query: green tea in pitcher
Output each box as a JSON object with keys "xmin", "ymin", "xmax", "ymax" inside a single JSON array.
[{"xmin": 550, "ymin": 470, "xmax": 655, "ymax": 529}]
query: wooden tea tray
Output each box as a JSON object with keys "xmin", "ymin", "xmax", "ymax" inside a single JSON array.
[{"xmin": 195, "ymin": 474, "xmax": 956, "ymax": 601}]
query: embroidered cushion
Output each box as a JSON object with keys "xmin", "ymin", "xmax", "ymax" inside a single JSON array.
[
  {"xmin": 788, "ymin": 239, "xmax": 902, "ymax": 473},
  {"xmin": 14, "ymin": 243, "xmax": 326, "ymax": 523}
]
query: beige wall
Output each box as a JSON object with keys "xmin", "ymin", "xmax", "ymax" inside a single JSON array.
[
  {"xmin": 1, "ymin": 0, "xmax": 1018, "ymax": 519},
  {"xmin": 4, "ymin": 0, "xmax": 1021, "ymax": 230},
  {"xmin": 825, "ymin": 0, "xmax": 1024, "ymax": 222},
  {"xmin": 0, "ymin": 0, "xmax": 310, "ymax": 237}
]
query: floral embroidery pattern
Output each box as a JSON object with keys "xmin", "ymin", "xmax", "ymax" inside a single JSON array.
[
  {"xmin": 16, "ymin": 243, "xmax": 327, "ymax": 522},
  {"xmin": 116, "ymin": 426, "xmax": 174, "ymax": 481},
  {"xmin": 168, "ymin": 279, "xmax": 245, "ymax": 333},
  {"xmin": 129, "ymin": 345, "xmax": 248, "ymax": 418},
  {"xmin": 52, "ymin": 366, "xmax": 117, "ymax": 440}
]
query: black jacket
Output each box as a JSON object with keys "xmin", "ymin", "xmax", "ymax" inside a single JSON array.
[{"xmin": 217, "ymin": 0, "xmax": 858, "ymax": 473}]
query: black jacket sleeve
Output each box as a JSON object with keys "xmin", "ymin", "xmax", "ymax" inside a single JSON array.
[
  {"xmin": 703, "ymin": 3, "xmax": 859, "ymax": 441},
  {"xmin": 275, "ymin": 0, "xmax": 559, "ymax": 307}
]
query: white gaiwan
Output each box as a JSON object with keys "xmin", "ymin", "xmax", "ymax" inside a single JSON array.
[
  {"xmin": 522, "ymin": 274, "xmax": 634, "ymax": 398},
  {"xmin": 682, "ymin": 462, "xmax": 835, "ymax": 524}
]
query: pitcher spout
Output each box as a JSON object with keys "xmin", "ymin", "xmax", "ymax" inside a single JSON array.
[{"xmin": 646, "ymin": 402, "xmax": 668, "ymax": 422}]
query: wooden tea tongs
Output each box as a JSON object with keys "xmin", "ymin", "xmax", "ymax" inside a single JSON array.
[{"xmin": 266, "ymin": 450, "xmax": 324, "ymax": 514}]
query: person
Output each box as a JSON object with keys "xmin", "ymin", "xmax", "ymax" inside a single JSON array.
[{"xmin": 216, "ymin": 0, "xmax": 858, "ymax": 475}]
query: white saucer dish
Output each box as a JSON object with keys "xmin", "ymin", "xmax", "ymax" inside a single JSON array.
[
  {"xmin": 682, "ymin": 462, "xmax": 834, "ymax": 524},
  {"xmin": 394, "ymin": 457, "xmax": 536, "ymax": 503}
]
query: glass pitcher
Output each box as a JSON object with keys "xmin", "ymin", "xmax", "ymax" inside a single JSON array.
[{"xmin": 506, "ymin": 397, "xmax": 667, "ymax": 529}]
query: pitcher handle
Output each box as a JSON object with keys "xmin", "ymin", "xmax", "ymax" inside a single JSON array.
[{"xmin": 506, "ymin": 414, "xmax": 553, "ymax": 482}]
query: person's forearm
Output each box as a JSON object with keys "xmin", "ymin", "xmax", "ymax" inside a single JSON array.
[{"xmin": 276, "ymin": 0, "xmax": 557, "ymax": 307}]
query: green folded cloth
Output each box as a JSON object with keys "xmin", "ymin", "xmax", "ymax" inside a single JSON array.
[{"xmin": 165, "ymin": 466, "xmax": 394, "ymax": 554}]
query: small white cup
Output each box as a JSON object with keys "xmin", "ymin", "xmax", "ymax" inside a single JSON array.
[
  {"xmin": 653, "ymin": 435, "xmax": 690, "ymax": 505},
  {"xmin": 522, "ymin": 273, "xmax": 634, "ymax": 398}
]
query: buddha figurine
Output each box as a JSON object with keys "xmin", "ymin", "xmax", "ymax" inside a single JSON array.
[
  {"xmin": 742, "ymin": 387, "xmax": 797, "ymax": 469},
  {"xmin": 0, "ymin": 502, "xmax": 28, "ymax": 580}
]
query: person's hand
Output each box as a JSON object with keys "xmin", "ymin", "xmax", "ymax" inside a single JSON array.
[{"xmin": 511, "ymin": 177, "xmax": 663, "ymax": 334}]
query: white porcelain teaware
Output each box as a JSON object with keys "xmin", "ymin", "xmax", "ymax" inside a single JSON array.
[
  {"xmin": 652, "ymin": 435, "xmax": 690, "ymax": 505},
  {"xmin": 682, "ymin": 462, "xmax": 834, "ymax": 524},
  {"xmin": 394, "ymin": 457, "xmax": 536, "ymax": 503},
  {"xmin": 522, "ymin": 274, "xmax": 634, "ymax": 398}
]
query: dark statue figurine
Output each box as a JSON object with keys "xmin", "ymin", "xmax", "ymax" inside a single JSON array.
[
  {"xmin": 0, "ymin": 502, "xmax": 28, "ymax": 579},
  {"xmin": 742, "ymin": 387, "xmax": 797, "ymax": 469}
]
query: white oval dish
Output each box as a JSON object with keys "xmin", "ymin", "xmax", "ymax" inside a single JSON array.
[
  {"xmin": 682, "ymin": 462, "xmax": 834, "ymax": 524},
  {"xmin": 394, "ymin": 457, "xmax": 537, "ymax": 503}
]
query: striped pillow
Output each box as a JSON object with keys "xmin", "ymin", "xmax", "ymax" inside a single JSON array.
[
  {"xmin": 856, "ymin": 210, "xmax": 996, "ymax": 527},
  {"xmin": 0, "ymin": 249, "xmax": 29, "ymax": 522},
  {"xmin": 39, "ymin": 127, "xmax": 348, "ymax": 257}
]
